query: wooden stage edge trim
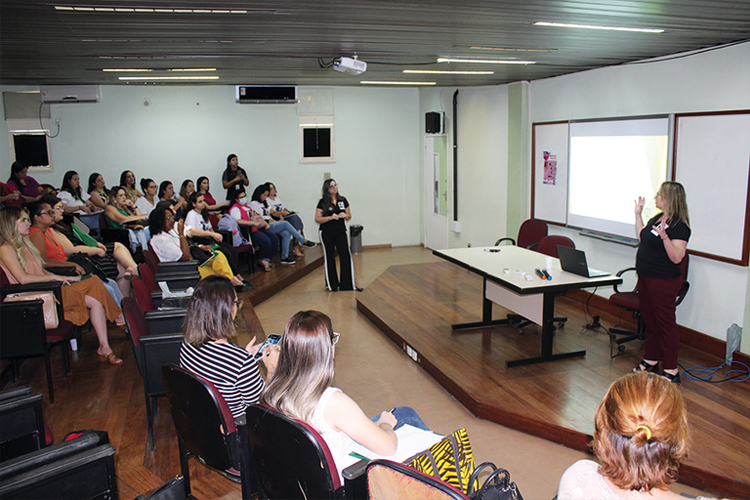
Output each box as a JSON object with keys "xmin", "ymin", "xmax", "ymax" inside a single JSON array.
[
  {"xmin": 355, "ymin": 298, "xmax": 748, "ymax": 498},
  {"xmin": 566, "ymin": 289, "xmax": 750, "ymax": 366}
]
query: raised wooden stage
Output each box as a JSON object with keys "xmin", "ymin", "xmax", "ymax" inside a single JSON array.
[{"xmin": 356, "ymin": 261, "xmax": 750, "ymax": 498}]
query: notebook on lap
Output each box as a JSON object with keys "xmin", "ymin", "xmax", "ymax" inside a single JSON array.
[{"xmin": 556, "ymin": 245, "xmax": 610, "ymax": 278}]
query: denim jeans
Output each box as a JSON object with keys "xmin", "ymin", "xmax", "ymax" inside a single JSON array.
[
  {"xmin": 267, "ymin": 220, "xmax": 306, "ymax": 259},
  {"xmin": 370, "ymin": 406, "xmax": 429, "ymax": 431}
]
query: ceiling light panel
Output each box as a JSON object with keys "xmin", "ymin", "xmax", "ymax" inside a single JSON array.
[
  {"xmin": 437, "ymin": 58, "xmax": 536, "ymax": 65},
  {"xmin": 535, "ymin": 21, "xmax": 664, "ymax": 33}
]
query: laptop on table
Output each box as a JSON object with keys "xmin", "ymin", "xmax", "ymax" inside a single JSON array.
[{"xmin": 556, "ymin": 245, "xmax": 611, "ymax": 278}]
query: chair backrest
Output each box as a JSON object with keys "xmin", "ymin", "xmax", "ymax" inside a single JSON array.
[
  {"xmin": 537, "ymin": 235, "xmax": 575, "ymax": 257},
  {"xmin": 0, "ymin": 268, "xmax": 11, "ymax": 287},
  {"xmin": 209, "ymin": 214, "xmax": 220, "ymax": 231},
  {"xmin": 122, "ymin": 296, "xmax": 149, "ymax": 354},
  {"xmin": 676, "ymin": 253, "xmax": 690, "ymax": 306},
  {"xmin": 366, "ymin": 460, "xmax": 470, "ymax": 500},
  {"xmin": 0, "ymin": 302, "xmax": 47, "ymax": 359},
  {"xmin": 143, "ymin": 249, "xmax": 161, "ymax": 277},
  {"xmin": 517, "ymin": 219, "xmax": 548, "ymax": 250},
  {"xmin": 138, "ymin": 263, "xmax": 159, "ymax": 292},
  {"xmin": 0, "ymin": 391, "xmax": 46, "ymax": 462},
  {"xmin": 245, "ymin": 404, "xmax": 341, "ymax": 499},
  {"xmin": 133, "ymin": 277, "xmax": 156, "ymax": 313},
  {"xmin": 161, "ymin": 364, "xmax": 237, "ymax": 472}
]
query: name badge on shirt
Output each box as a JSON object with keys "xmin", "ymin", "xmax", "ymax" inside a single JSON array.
[
  {"xmin": 338, "ymin": 201, "xmax": 345, "ymax": 210},
  {"xmin": 650, "ymin": 221, "xmax": 668, "ymax": 237}
]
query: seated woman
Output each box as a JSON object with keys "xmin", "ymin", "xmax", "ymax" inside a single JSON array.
[
  {"xmin": 557, "ymin": 372, "xmax": 720, "ymax": 500},
  {"xmin": 7, "ymin": 161, "xmax": 51, "ymax": 204},
  {"xmin": 57, "ymin": 170, "xmax": 101, "ymax": 235},
  {"xmin": 262, "ymin": 310, "xmax": 427, "ymax": 479},
  {"xmin": 30, "ymin": 199, "xmax": 137, "ymax": 298},
  {"xmin": 135, "ymin": 178, "xmax": 158, "ymax": 217},
  {"xmin": 104, "ymin": 186, "xmax": 150, "ymax": 253},
  {"xmin": 184, "ymin": 192, "xmax": 249, "ymax": 289},
  {"xmin": 196, "ymin": 176, "xmax": 229, "ymax": 212},
  {"xmin": 28, "ymin": 201, "xmax": 123, "ymax": 305},
  {"xmin": 119, "ymin": 170, "xmax": 143, "ymax": 203},
  {"xmin": 180, "ymin": 275, "xmax": 278, "ymax": 421},
  {"xmin": 87, "ymin": 173, "xmax": 110, "ymax": 210},
  {"xmin": 149, "ymin": 205, "xmax": 248, "ymax": 290},
  {"xmin": 265, "ymin": 181, "xmax": 304, "ymax": 235},
  {"xmin": 0, "ymin": 207, "xmax": 123, "ymax": 364},
  {"xmin": 249, "ymin": 184, "xmax": 316, "ymax": 264},
  {"xmin": 174, "ymin": 179, "xmax": 194, "ymax": 218},
  {"xmin": 158, "ymin": 181, "xmax": 181, "ymax": 219},
  {"xmin": 228, "ymin": 188, "xmax": 275, "ymax": 272}
]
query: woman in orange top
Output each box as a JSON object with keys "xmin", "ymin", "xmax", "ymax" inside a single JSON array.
[{"xmin": 0, "ymin": 206, "xmax": 124, "ymax": 364}]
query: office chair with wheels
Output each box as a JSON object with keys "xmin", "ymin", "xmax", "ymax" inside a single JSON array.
[
  {"xmin": 495, "ymin": 218, "xmax": 548, "ymax": 250},
  {"xmin": 366, "ymin": 460, "xmax": 469, "ymax": 500},
  {"xmin": 161, "ymin": 364, "xmax": 258, "ymax": 500},
  {"xmin": 506, "ymin": 235, "xmax": 573, "ymax": 334},
  {"xmin": 245, "ymin": 403, "xmax": 367, "ymax": 500},
  {"xmin": 609, "ymin": 255, "xmax": 690, "ymax": 353}
]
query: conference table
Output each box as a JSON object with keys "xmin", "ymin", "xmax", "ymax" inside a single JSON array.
[{"xmin": 433, "ymin": 246, "xmax": 622, "ymax": 367}]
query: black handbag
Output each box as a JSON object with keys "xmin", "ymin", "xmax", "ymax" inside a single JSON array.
[
  {"xmin": 467, "ymin": 463, "xmax": 524, "ymax": 500},
  {"xmin": 188, "ymin": 244, "xmax": 212, "ymax": 264},
  {"xmin": 134, "ymin": 475, "xmax": 186, "ymax": 500},
  {"xmin": 47, "ymin": 266, "xmax": 79, "ymax": 277},
  {"xmin": 67, "ymin": 253, "xmax": 110, "ymax": 282}
]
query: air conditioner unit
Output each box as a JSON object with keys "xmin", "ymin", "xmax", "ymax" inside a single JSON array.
[
  {"xmin": 236, "ymin": 86, "xmax": 297, "ymax": 104},
  {"xmin": 40, "ymin": 85, "xmax": 100, "ymax": 104}
]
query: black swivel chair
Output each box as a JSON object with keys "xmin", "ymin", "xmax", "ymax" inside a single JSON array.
[{"xmin": 609, "ymin": 255, "xmax": 690, "ymax": 353}]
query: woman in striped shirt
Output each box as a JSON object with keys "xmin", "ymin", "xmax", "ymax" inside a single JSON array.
[{"xmin": 179, "ymin": 275, "xmax": 279, "ymax": 421}]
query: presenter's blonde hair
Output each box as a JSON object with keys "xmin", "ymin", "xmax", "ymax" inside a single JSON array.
[{"xmin": 658, "ymin": 181, "xmax": 690, "ymax": 228}]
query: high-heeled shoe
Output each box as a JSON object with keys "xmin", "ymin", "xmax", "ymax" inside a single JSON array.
[
  {"xmin": 633, "ymin": 359, "xmax": 659, "ymax": 373},
  {"xmin": 99, "ymin": 352, "xmax": 122, "ymax": 365}
]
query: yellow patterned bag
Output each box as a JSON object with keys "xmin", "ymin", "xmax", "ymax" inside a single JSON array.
[{"xmin": 406, "ymin": 428, "xmax": 478, "ymax": 494}]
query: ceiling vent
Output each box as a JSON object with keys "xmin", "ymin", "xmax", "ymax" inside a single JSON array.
[
  {"xmin": 236, "ymin": 86, "xmax": 297, "ymax": 104},
  {"xmin": 40, "ymin": 85, "xmax": 100, "ymax": 104}
]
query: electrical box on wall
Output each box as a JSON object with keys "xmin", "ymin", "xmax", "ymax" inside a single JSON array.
[{"xmin": 426, "ymin": 111, "xmax": 443, "ymax": 134}]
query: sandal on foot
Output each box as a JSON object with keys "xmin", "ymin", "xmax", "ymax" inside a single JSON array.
[
  {"xmin": 634, "ymin": 359, "xmax": 659, "ymax": 373},
  {"xmin": 99, "ymin": 352, "xmax": 123, "ymax": 365},
  {"xmin": 661, "ymin": 371, "xmax": 681, "ymax": 384}
]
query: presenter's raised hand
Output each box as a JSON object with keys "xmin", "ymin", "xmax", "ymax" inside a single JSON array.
[{"xmin": 634, "ymin": 196, "xmax": 645, "ymax": 215}]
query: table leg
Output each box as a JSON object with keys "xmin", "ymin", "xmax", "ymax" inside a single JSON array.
[
  {"xmin": 505, "ymin": 292, "xmax": 586, "ymax": 367},
  {"xmin": 452, "ymin": 278, "xmax": 511, "ymax": 331}
]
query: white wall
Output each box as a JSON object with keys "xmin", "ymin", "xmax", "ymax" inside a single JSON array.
[
  {"xmin": 528, "ymin": 41, "xmax": 750, "ymax": 341},
  {"xmin": 0, "ymin": 85, "xmax": 421, "ymax": 248}
]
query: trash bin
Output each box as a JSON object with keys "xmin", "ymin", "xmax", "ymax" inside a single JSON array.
[{"xmin": 350, "ymin": 225, "xmax": 364, "ymax": 254}]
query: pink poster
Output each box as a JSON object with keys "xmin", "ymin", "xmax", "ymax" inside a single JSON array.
[{"xmin": 543, "ymin": 151, "xmax": 557, "ymax": 185}]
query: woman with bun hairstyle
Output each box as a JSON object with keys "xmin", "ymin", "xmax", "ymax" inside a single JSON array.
[
  {"xmin": 315, "ymin": 179, "xmax": 357, "ymax": 291},
  {"xmin": 558, "ymin": 372, "xmax": 719, "ymax": 499}
]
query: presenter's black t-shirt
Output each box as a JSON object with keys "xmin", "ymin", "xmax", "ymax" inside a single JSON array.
[
  {"xmin": 223, "ymin": 167, "xmax": 247, "ymax": 201},
  {"xmin": 317, "ymin": 196, "xmax": 349, "ymax": 234},
  {"xmin": 636, "ymin": 214, "xmax": 690, "ymax": 279}
]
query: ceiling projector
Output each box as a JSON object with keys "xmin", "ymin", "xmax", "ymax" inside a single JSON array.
[{"xmin": 332, "ymin": 57, "xmax": 367, "ymax": 75}]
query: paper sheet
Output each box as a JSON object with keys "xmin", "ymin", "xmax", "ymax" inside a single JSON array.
[{"xmin": 349, "ymin": 424, "xmax": 443, "ymax": 463}]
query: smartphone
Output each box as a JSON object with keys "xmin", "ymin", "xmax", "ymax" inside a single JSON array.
[{"xmin": 254, "ymin": 334, "xmax": 282, "ymax": 359}]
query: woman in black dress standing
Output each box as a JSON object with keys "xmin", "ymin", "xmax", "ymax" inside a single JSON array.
[
  {"xmin": 633, "ymin": 181, "xmax": 690, "ymax": 384},
  {"xmin": 315, "ymin": 179, "xmax": 358, "ymax": 291}
]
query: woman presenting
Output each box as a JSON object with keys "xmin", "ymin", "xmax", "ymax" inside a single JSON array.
[
  {"xmin": 633, "ymin": 181, "xmax": 690, "ymax": 384},
  {"xmin": 315, "ymin": 179, "xmax": 358, "ymax": 292}
]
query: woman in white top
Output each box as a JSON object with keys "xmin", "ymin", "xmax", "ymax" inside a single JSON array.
[
  {"xmin": 264, "ymin": 182, "xmax": 304, "ymax": 235},
  {"xmin": 134, "ymin": 178, "xmax": 158, "ymax": 217},
  {"xmin": 558, "ymin": 372, "xmax": 720, "ymax": 500},
  {"xmin": 262, "ymin": 310, "xmax": 428, "ymax": 480},
  {"xmin": 184, "ymin": 192, "xmax": 250, "ymax": 289},
  {"xmin": 58, "ymin": 170, "xmax": 97, "ymax": 215}
]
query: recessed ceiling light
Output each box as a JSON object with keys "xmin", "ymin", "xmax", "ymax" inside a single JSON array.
[
  {"xmin": 534, "ymin": 21, "xmax": 664, "ymax": 33},
  {"xmin": 55, "ymin": 5, "xmax": 248, "ymax": 14},
  {"xmin": 118, "ymin": 76, "xmax": 220, "ymax": 80},
  {"xmin": 360, "ymin": 81, "xmax": 436, "ymax": 86},
  {"xmin": 437, "ymin": 58, "xmax": 535, "ymax": 65},
  {"xmin": 470, "ymin": 46, "xmax": 577, "ymax": 53},
  {"xmin": 168, "ymin": 68, "xmax": 216, "ymax": 72},
  {"xmin": 102, "ymin": 68, "xmax": 152, "ymax": 72},
  {"xmin": 403, "ymin": 70, "xmax": 494, "ymax": 75}
]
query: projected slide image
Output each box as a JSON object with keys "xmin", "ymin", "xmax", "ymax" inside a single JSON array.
[{"xmin": 569, "ymin": 135, "xmax": 667, "ymax": 227}]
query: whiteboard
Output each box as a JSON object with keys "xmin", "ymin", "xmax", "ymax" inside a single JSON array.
[
  {"xmin": 674, "ymin": 111, "xmax": 750, "ymax": 266},
  {"xmin": 532, "ymin": 122, "xmax": 568, "ymax": 225}
]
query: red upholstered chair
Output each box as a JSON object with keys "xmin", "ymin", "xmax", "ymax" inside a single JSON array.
[
  {"xmin": 122, "ymin": 298, "xmax": 183, "ymax": 451},
  {"xmin": 609, "ymin": 255, "xmax": 690, "ymax": 353},
  {"xmin": 495, "ymin": 219, "xmax": 548, "ymax": 250},
  {"xmin": 161, "ymin": 364, "xmax": 258, "ymax": 499},
  {"xmin": 0, "ymin": 269, "xmax": 75, "ymax": 404},
  {"xmin": 366, "ymin": 460, "xmax": 470, "ymax": 500},
  {"xmin": 245, "ymin": 403, "xmax": 367, "ymax": 500},
  {"xmin": 132, "ymin": 276, "xmax": 188, "ymax": 334},
  {"xmin": 536, "ymin": 235, "xmax": 575, "ymax": 258}
]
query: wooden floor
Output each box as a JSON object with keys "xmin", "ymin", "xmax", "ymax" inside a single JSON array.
[{"xmin": 356, "ymin": 261, "xmax": 750, "ymax": 499}]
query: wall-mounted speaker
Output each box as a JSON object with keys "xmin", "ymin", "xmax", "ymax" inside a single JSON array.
[{"xmin": 426, "ymin": 112, "xmax": 442, "ymax": 134}]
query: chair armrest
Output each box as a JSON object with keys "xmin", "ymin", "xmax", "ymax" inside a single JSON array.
[
  {"xmin": 1, "ymin": 281, "xmax": 65, "ymax": 317},
  {"xmin": 0, "ymin": 432, "xmax": 101, "ymax": 480},
  {"xmin": 150, "ymin": 290, "xmax": 191, "ymax": 308},
  {"xmin": 153, "ymin": 273, "xmax": 200, "ymax": 290},
  {"xmin": 100, "ymin": 228, "xmax": 130, "ymax": 247},
  {"xmin": 675, "ymin": 281, "xmax": 690, "ymax": 306},
  {"xmin": 0, "ymin": 386, "xmax": 32, "ymax": 402},
  {"xmin": 156, "ymin": 261, "xmax": 199, "ymax": 273},
  {"xmin": 494, "ymin": 237, "xmax": 516, "ymax": 246},
  {"xmin": 342, "ymin": 458, "xmax": 369, "ymax": 499},
  {"xmin": 613, "ymin": 267, "xmax": 637, "ymax": 294},
  {"xmin": 216, "ymin": 230, "xmax": 232, "ymax": 244},
  {"xmin": 144, "ymin": 309, "xmax": 187, "ymax": 336}
]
